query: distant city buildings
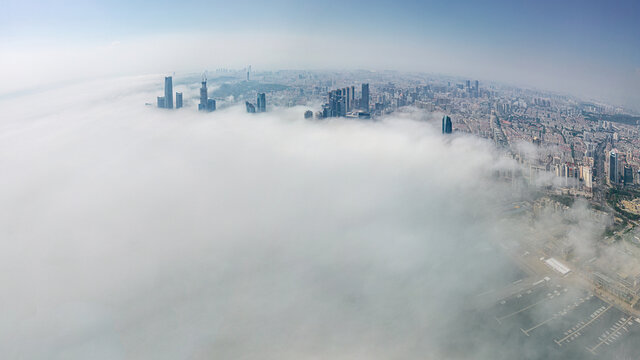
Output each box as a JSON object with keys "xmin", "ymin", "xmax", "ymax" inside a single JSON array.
[
  {"xmin": 246, "ymin": 101, "xmax": 256, "ymax": 113},
  {"xmin": 316, "ymin": 83, "xmax": 371, "ymax": 119}
]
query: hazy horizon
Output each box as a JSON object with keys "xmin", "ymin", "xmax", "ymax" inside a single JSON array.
[{"xmin": 2, "ymin": 0, "xmax": 639, "ymax": 111}]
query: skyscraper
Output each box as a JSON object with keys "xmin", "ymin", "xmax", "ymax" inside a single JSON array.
[
  {"xmin": 157, "ymin": 96, "xmax": 165, "ymax": 108},
  {"xmin": 257, "ymin": 93, "xmax": 266, "ymax": 112},
  {"xmin": 164, "ymin": 76, "xmax": 173, "ymax": 109},
  {"xmin": 199, "ymin": 77, "xmax": 208, "ymax": 111},
  {"xmin": 207, "ymin": 98, "xmax": 216, "ymax": 112},
  {"xmin": 624, "ymin": 165, "xmax": 633, "ymax": 186},
  {"xmin": 175, "ymin": 92, "xmax": 183, "ymax": 109},
  {"xmin": 361, "ymin": 83, "xmax": 369, "ymax": 111},
  {"xmin": 345, "ymin": 87, "xmax": 350, "ymax": 112},
  {"xmin": 442, "ymin": 115, "xmax": 452, "ymax": 134},
  {"xmin": 246, "ymin": 101, "xmax": 256, "ymax": 113},
  {"xmin": 609, "ymin": 150, "xmax": 618, "ymax": 184}
]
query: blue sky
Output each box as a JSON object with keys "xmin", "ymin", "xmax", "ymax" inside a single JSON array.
[{"xmin": 2, "ymin": 0, "xmax": 639, "ymax": 109}]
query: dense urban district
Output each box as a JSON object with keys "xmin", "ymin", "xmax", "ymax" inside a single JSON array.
[{"xmin": 151, "ymin": 68, "xmax": 640, "ymax": 357}]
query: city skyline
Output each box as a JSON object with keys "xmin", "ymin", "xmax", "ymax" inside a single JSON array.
[
  {"xmin": 1, "ymin": 1, "xmax": 639, "ymax": 111},
  {"xmin": 3, "ymin": 1, "xmax": 640, "ymax": 359}
]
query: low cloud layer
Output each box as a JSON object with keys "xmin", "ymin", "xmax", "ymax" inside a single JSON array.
[{"xmin": 0, "ymin": 75, "xmax": 611, "ymax": 359}]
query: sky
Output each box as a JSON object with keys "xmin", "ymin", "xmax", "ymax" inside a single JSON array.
[{"xmin": 1, "ymin": 0, "xmax": 639, "ymax": 109}]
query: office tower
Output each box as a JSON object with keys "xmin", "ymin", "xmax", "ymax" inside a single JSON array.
[
  {"xmin": 609, "ymin": 151, "xmax": 618, "ymax": 184},
  {"xmin": 257, "ymin": 93, "xmax": 266, "ymax": 112},
  {"xmin": 474, "ymin": 80, "xmax": 479, "ymax": 98},
  {"xmin": 157, "ymin": 96, "xmax": 165, "ymax": 108},
  {"xmin": 207, "ymin": 99, "xmax": 216, "ymax": 112},
  {"xmin": 199, "ymin": 78, "xmax": 208, "ymax": 111},
  {"xmin": 246, "ymin": 101, "xmax": 256, "ymax": 113},
  {"xmin": 361, "ymin": 83, "xmax": 369, "ymax": 111},
  {"xmin": 345, "ymin": 87, "xmax": 350, "ymax": 111},
  {"xmin": 582, "ymin": 166, "xmax": 593, "ymax": 189},
  {"xmin": 351, "ymin": 85, "xmax": 355, "ymax": 105},
  {"xmin": 164, "ymin": 76, "xmax": 173, "ymax": 109},
  {"xmin": 247, "ymin": 65, "xmax": 251, "ymax": 81},
  {"xmin": 624, "ymin": 165, "xmax": 633, "ymax": 186},
  {"xmin": 175, "ymin": 92, "xmax": 183, "ymax": 109},
  {"xmin": 442, "ymin": 115, "xmax": 452, "ymax": 134},
  {"xmin": 466, "ymin": 80, "xmax": 471, "ymax": 91}
]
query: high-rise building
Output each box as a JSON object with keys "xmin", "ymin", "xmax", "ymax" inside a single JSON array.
[
  {"xmin": 442, "ymin": 115, "xmax": 452, "ymax": 134},
  {"xmin": 624, "ymin": 165, "xmax": 633, "ymax": 186},
  {"xmin": 345, "ymin": 87, "xmax": 350, "ymax": 111},
  {"xmin": 207, "ymin": 99, "xmax": 216, "ymax": 112},
  {"xmin": 246, "ymin": 101, "xmax": 256, "ymax": 113},
  {"xmin": 474, "ymin": 80, "xmax": 479, "ymax": 98},
  {"xmin": 609, "ymin": 150, "xmax": 618, "ymax": 184},
  {"xmin": 199, "ymin": 78, "xmax": 208, "ymax": 111},
  {"xmin": 175, "ymin": 92, "xmax": 183, "ymax": 109},
  {"xmin": 157, "ymin": 96, "xmax": 165, "ymax": 108},
  {"xmin": 257, "ymin": 93, "xmax": 266, "ymax": 112},
  {"xmin": 361, "ymin": 83, "xmax": 369, "ymax": 111},
  {"xmin": 582, "ymin": 166, "xmax": 593, "ymax": 189},
  {"xmin": 164, "ymin": 76, "xmax": 173, "ymax": 109},
  {"xmin": 304, "ymin": 110, "xmax": 313, "ymax": 119}
]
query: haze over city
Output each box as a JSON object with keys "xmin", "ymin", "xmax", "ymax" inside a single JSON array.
[{"xmin": 2, "ymin": 1, "xmax": 640, "ymax": 359}]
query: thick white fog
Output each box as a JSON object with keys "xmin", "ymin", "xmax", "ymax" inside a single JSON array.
[{"xmin": 0, "ymin": 75, "xmax": 606, "ymax": 359}]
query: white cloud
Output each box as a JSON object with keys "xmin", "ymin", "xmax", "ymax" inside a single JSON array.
[{"xmin": 0, "ymin": 75, "xmax": 614, "ymax": 359}]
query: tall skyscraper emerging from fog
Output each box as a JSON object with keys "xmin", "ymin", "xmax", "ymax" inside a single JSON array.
[
  {"xmin": 442, "ymin": 115, "xmax": 452, "ymax": 134},
  {"xmin": 257, "ymin": 93, "xmax": 266, "ymax": 112},
  {"xmin": 199, "ymin": 77, "xmax": 208, "ymax": 111},
  {"xmin": 361, "ymin": 83, "xmax": 369, "ymax": 111},
  {"xmin": 164, "ymin": 76, "xmax": 173, "ymax": 109}
]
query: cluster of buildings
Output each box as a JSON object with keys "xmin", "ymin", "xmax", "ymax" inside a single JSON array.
[
  {"xmin": 245, "ymin": 93, "xmax": 266, "ymax": 113},
  {"xmin": 152, "ymin": 70, "xmax": 640, "ymax": 195},
  {"xmin": 315, "ymin": 83, "xmax": 370, "ymax": 119},
  {"xmin": 156, "ymin": 76, "xmax": 183, "ymax": 109}
]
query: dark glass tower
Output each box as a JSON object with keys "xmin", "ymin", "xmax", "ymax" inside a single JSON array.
[
  {"xmin": 257, "ymin": 93, "xmax": 266, "ymax": 112},
  {"xmin": 164, "ymin": 76, "xmax": 173, "ymax": 109},
  {"xmin": 442, "ymin": 115, "xmax": 452, "ymax": 134},
  {"xmin": 361, "ymin": 83, "xmax": 369, "ymax": 111}
]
